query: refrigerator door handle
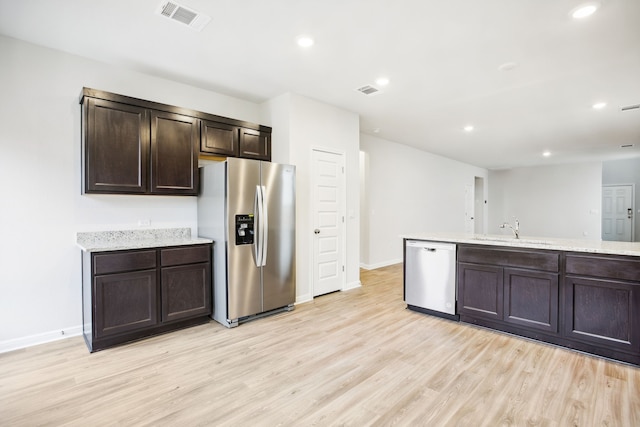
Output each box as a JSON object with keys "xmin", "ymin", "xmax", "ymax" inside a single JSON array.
[
  {"xmin": 260, "ymin": 185, "xmax": 268, "ymax": 267},
  {"xmin": 254, "ymin": 185, "xmax": 263, "ymax": 267}
]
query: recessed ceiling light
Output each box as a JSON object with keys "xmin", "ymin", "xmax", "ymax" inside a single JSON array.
[
  {"xmin": 497, "ymin": 62, "xmax": 518, "ymax": 72},
  {"xmin": 296, "ymin": 36, "xmax": 314, "ymax": 48},
  {"xmin": 375, "ymin": 77, "xmax": 390, "ymax": 86},
  {"xmin": 543, "ymin": 151, "xmax": 551, "ymax": 157},
  {"xmin": 570, "ymin": 2, "xmax": 600, "ymax": 19},
  {"xmin": 592, "ymin": 102, "xmax": 607, "ymax": 109},
  {"xmin": 463, "ymin": 125, "xmax": 474, "ymax": 132}
]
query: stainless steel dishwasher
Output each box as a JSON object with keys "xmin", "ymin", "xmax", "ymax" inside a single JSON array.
[{"xmin": 404, "ymin": 240, "xmax": 458, "ymax": 320}]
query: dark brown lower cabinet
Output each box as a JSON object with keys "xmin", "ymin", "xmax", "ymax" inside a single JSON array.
[
  {"xmin": 94, "ymin": 269, "xmax": 158, "ymax": 338},
  {"xmin": 82, "ymin": 244, "xmax": 212, "ymax": 352},
  {"xmin": 161, "ymin": 264, "xmax": 211, "ymax": 322},
  {"xmin": 458, "ymin": 263, "xmax": 503, "ymax": 321},
  {"xmin": 563, "ymin": 253, "xmax": 640, "ymax": 364},
  {"xmin": 458, "ymin": 245, "xmax": 560, "ymax": 338},
  {"xmin": 504, "ymin": 268, "xmax": 558, "ymax": 333},
  {"xmin": 457, "ymin": 245, "xmax": 640, "ymax": 365}
]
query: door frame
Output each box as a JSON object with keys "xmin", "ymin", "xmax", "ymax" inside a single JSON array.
[{"xmin": 310, "ymin": 147, "xmax": 347, "ymax": 297}]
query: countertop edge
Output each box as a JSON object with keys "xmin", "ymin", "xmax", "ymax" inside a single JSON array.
[
  {"xmin": 402, "ymin": 233, "xmax": 640, "ymax": 257},
  {"xmin": 77, "ymin": 237, "xmax": 213, "ymax": 253},
  {"xmin": 76, "ymin": 227, "xmax": 213, "ymax": 252}
]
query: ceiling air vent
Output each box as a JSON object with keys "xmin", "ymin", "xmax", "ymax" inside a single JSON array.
[
  {"xmin": 356, "ymin": 85, "xmax": 382, "ymax": 96},
  {"xmin": 156, "ymin": 1, "xmax": 211, "ymax": 31},
  {"xmin": 621, "ymin": 104, "xmax": 640, "ymax": 112}
]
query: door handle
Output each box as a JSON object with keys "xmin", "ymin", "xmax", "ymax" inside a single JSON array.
[
  {"xmin": 629, "ymin": 208, "xmax": 633, "ymax": 219},
  {"xmin": 254, "ymin": 186, "xmax": 263, "ymax": 266},
  {"xmin": 314, "ymin": 229, "xmax": 320, "ymax": 234}
]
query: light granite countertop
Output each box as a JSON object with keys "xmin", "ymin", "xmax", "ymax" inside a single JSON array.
[
  {"xmin": 402, "ymin": 232, "xmax": 640, "ymax": 257},
  {"xmin": 77, "ymin": 228, "xmax": 212, "ymax": 252}
]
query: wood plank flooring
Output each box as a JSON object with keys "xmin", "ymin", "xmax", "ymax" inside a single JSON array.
[{"xmin": 1, "ymin": 263, "xmax": 639, "ymax": 426}]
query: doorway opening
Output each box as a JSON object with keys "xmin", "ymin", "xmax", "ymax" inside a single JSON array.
[{"xmin": 474, "ymin": 176, "xmax": 486, "ymax": 234}]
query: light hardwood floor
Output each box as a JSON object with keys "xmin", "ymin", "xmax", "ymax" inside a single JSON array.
[{"xmin": 1, "ymin": 264, "xmax": 639, "ymax": 426}]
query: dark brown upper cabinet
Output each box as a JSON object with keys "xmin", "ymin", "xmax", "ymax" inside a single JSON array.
[
  {"xmin": 150, "ymin": 111, "xmax": 199, "ymax": 195},
  {"xmin": 82, "ymin": 93, "xmax": 198, "ymax": 196},
  {"xmin": 239, "ymin": 128, "xmax": 272, "ymax": 161},
  {"xmin": 83, "ymin": 98, "xmax": 149, "ymax": 194},
  {"xmin": 200, "ymin": 120, "xmax": 239, "ymax": 157},
  {"xmin": 80, "ymin": 88, "xmax": 272, "ymax": 196}
]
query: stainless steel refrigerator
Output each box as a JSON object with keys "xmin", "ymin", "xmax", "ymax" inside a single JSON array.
[{"xmin": 198, "ymin": 158, "xmax": 296, "ymax": 327}]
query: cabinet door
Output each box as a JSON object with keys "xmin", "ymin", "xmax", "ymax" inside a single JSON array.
[
  {"xmin": 564, "ymin": 276, "xmax": 640, "ymax": 353},
  {"xmin": 201, "ymin": 120, "xmax": 239, "ymax": 157},
  {"xmin": 458, "ymin": 262, "xmax": 503, "ymax": 321},
  {"xmin": 239, "ymin": 128, "xmax": 271, "ymax": 161},
  {"xmin": 94, "ymin": 270, "xmax": 158, "ymax": 338},
  {"xmin": 504, "ymin": 268, "xmax": 559, "ymax": 333},
  {"xmin": 161, "ymin": 263, "xmax": 211, "ymax": 323},
  {"xmin": 84, "ymin": 98, "xmax": 149, "ymax": 193},
  {"xmin": 150, "ymin": 111, "xmax": 199, "ymax": 195}
]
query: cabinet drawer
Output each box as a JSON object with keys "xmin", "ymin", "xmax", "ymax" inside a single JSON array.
[
  {"xmin": 566, "ymin": 254, "xmax": 640, "ymax": 282},
  {"xmin": 161, "ymin": 245, "xmax": 210, "ymax": 267},
  {"xmin": 458, "ymin": 245, "xmax": 559, "ymax": 272},
  {"xmin": 94, "ymin": 250, "xmax": 157, "ymax": 275}
]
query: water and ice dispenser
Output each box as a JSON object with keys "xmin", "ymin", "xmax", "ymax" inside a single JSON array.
[{"xmin": 235, "ymin": 214, "xmax": 254, "ymax": 245}]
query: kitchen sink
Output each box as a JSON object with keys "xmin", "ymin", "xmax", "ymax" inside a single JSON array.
[{"xmin": 471, "ymin": 236, "xmax": 552, "ymax": 245}]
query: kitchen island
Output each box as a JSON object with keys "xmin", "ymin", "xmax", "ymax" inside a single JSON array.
[{"xmin": 403, "ymin": 233, "xmax": 640, "ymax": 365}]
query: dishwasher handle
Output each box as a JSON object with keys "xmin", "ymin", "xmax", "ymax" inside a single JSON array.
[{"xmin": 405, "ymin": 240, "xmax": 456, "ymax": 252}]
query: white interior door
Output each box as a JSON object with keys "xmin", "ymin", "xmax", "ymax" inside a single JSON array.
[
  {"xmin": 602, "ymin": 185, "xmax": 633, "ymax": 242},
  {"xmin": 312, "ymin": 149, "xmax": 345, "ymax": 297}
]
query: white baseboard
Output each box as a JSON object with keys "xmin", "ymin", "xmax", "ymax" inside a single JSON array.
[
  {"xmin": 295, "ymin": 293, "xmax": 313, "ymax": 305},
  {"xmin": 0, "ymin": 325, "xmax": 82, "ymax": 354},
  {"xmin": 360, "ymin": 258, "xmax": 403, "ymax": 270},
  {"xmin": 343, "ymin": 280, "xmax": 361, "ymax": 291}
]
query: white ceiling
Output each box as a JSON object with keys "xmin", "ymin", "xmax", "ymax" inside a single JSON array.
[{"xmin": 1, "ymin": 0, "xmax": 638, "ymax": 169}]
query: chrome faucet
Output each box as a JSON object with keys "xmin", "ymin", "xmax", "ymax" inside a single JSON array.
[{"xmin": 500, "ymin": 219, "xmax": 520, "ymax": 239}]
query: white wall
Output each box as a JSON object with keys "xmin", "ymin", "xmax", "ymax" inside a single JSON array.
[
  {"xmin": 263, "ymin": 94, "xmax": 361, "ymax": 302},
  {"xmin": 359, "ymin": 134, "xmax": 488, "ymax": 269},
  {"xmin": 0, "ymin": 35, "xmax": 262, "ymax": 351},
  {"xmin": 261, "ymin": 93, "xmax": 291, "ymax": 165},
  {"xmin": 0, "ymin": 34, "xmax": 363, "ymax": 351},
  {"xmin": 602, "ymin": 157, "xmax": 640, "ymax": 241},
  {"xmin": 488, "ymin": 162, "xmax": 602, "ymax": 239}
]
